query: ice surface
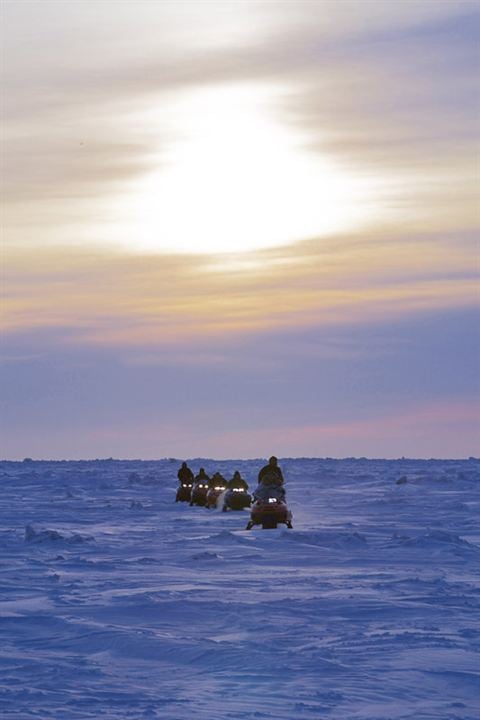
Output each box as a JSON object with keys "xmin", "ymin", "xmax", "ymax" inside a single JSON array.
[{"xmin": 0, "ymin": 457, "xmax": 479, "ymax": 719}]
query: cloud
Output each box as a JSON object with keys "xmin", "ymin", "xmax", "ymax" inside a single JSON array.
[
  {"xmin": 3, "ymin": 0, "xmax": 478, "ymax": 248},
  {"xmin": 2, "ymin": 302, "xmax": 478, "ymax": 459},
  {"xmin": 2, "ymin": 225, "xmax": 478, "ymax": 344}
]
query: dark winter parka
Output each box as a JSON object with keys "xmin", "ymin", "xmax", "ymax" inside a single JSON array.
[
  {"xmin": 177, "ymin": 463, "xmax": 194, "ymax": 484},
  {"xmin": 227, "ymin": 472, "xmax": 249, "ymax": 491},
  {"xmin": 258, "ymin": 459, "xmax": 284, "ymax": 486}
]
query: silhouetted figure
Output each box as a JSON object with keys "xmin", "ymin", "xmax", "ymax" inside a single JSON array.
[
  {"xmin": 190, "ymin": 467, "xmax": 210, "ymax": 506},
  {"xmin": 227, "ymin": 470, "xmax": 249, "ymax": 491},
  {"xmin": 177, "ymin": 461, "xmax": 194, "ymax": 484},
  {"xmin": 208, "ymin": 471, "xmax": 226, "ymax": 489},
  {"xmin": 194, "ymin": 468, "xmax": 210, "ymax": 484},
  {"xmin": 255, "ymin": 456, "xmax": 285, "ymax": 501},
  {"xmin": 258, "ymin": 456, "xmax": 284, "ymax": 486}
]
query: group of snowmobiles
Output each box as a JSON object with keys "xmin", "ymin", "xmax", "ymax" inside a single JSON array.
[{"xmin": 175, "ymin": 457, "xmax": 293, "ymax": 530}]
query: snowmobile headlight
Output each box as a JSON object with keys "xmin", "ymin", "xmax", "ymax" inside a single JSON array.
[
  {"xmin": 214, "ymin": 486, "xmax": 224, "ymax": 491},
  {"xmin": 268, "ymin": 497, "xmax": 277, "ymax": 503},
  {"xmin": 232, "ymin": 487, "xmax": 243, "ymax": 492}
]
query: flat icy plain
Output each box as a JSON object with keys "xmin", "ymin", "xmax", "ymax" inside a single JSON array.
[{"xmin": 1, "ymin": 457, "xmax": 479, "ymax": 719}]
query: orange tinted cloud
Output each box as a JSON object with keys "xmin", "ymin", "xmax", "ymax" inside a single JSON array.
[{"xmin": 2, "ymin": 231, "xmax": 478, "ymax": 346}]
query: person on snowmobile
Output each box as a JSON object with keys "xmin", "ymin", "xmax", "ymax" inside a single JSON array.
[
  {"xmin": 227, "ymin": 471, "xmax": 249, "ymax": 491},
  {"xmin": 254, "ymin": 457, "xmax": 285, "ymax": 501},
  {"xmin": 194, "ymin": 467, "xmax": 210, "ymax": 484},
  {"xmin": 258, "ymin": 456, "xmax": 284, "ymax": 486},
  {"xmin": 177, "ymin": 461, "xmax": 194, "ymax": 484},
  {"xmin": 208, "ymin": 471, "xmax": 226, "ymax": 489}
]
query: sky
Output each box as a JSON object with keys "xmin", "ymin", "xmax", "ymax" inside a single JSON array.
[{"xmin": 1, "ymin": 0, "xmax": 479, "ymax": 460}]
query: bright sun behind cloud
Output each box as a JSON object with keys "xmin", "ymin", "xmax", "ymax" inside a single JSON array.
[{"xmin": 115, "ymin": 83, "xmax": 384, "ymax": 255}]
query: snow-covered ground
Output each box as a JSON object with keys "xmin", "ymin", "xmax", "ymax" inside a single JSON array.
[{"xmin": 1, "ymin": 457, "xmax": 479, "ymax": 720}]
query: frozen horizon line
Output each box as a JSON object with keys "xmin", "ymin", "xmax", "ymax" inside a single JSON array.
[{"xmin": 2, "ymin": 455, "xmax": 479, "ymax": 464}]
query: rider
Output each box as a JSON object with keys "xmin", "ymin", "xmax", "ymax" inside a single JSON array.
[
  {"xmin": 177, "ymin": 461, "xmax": 194, "ymax": 484},
  {"xmin": 255, "ymin": 457, "xmax": 285, "ymax": 501},
  {"xmin": 227, "ymin": 470, "xmax": 249, "ymax": 491},
  {"xmin": 194, "ymin": 467, "xmax": 210, "ymax": 485},
  {"xmin": 208, "ymin": 471, "xmax": 227, "ymax": 489},
  {"xmin": 258, "ymin": 456, "xmax": 284, "ymax": 486}
]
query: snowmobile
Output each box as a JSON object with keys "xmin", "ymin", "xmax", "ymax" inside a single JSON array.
[
  {"xmin": 189, "ymin": 481, "xmax": 209, "ymax": 507},
  {"xmin": 175, "ymin": 482, "xmax": 193, "ymax": 502},
  {"xmin": 246, "ymin": 486, "xmax": 293, "ymax": 529},
  {"xmin": 206, "ymin": 482, "xmax": 227, "ymax": 509},
  {"xmin": 222, "ymin": 487, "xmax": 252, "ymax": 511}
]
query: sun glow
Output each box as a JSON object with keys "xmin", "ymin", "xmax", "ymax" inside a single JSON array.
[{"xmin": 118, "ymin": 84, "xmax": 382, "ymax": 255}]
